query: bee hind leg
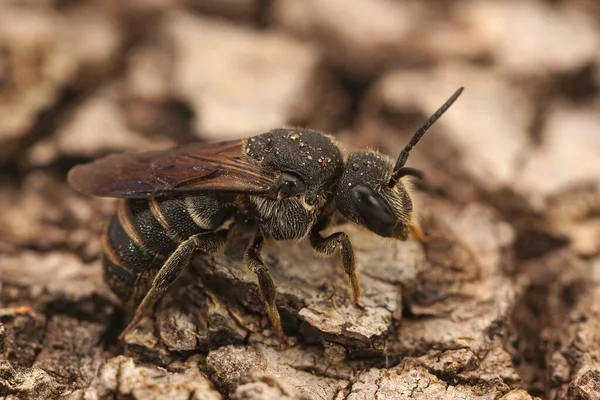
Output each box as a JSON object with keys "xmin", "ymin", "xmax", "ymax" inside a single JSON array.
[
  {"xmin": 120, "ymin": 230, "xmax": 229, "ymax": 341},
  {"xmin": 244, "ymin": 229, "xmax": 282, "ymax": 336}
]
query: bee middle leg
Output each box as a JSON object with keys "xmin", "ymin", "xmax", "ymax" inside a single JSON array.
[
  {"xmin": 120, "ymin": 230, "xmax": 229, "ymax": 340},
  {"xmin": 244, "ymin": 229, "xmax": 282, "ymax": 335},
  {"xmin": 310, "ymin": 225, "xmax": 361, "ymax": 303}
]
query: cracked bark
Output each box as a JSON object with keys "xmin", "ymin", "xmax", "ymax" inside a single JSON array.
[
  {"xmin": 1, "ymin": 175, "xmax": 536, "ymax": 399},
  {"xmin": 2, "ymin": 1, "xmax": 600, "ymax": 399}
]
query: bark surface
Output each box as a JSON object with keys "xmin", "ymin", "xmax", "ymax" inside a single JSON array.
[{"xmin": 1, "ymin": 1, "xmax": 600, "ymax": 399}]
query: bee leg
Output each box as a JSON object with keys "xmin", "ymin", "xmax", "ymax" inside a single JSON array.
[
  {"xmin": 244, "ymin": 229, "xmax": 282, "ymax": 336},
  {"xmin": 120, "ymin": 230, "xmax": 229, "ymax": 341},
  {"xmin": 310, "ymin": 227, "xmax": 361, "ymax": 304}
]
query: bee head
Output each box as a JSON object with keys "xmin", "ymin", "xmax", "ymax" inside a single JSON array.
[
  {"xmin": 335, "ymin": 151, "xmax": 416, "ymax": 238},
  {"xmin": 335, "ymin": 87, "xmax": 464, "ymax": 239}
]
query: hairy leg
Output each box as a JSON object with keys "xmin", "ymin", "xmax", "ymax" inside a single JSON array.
[
  {"xmin": 244, "ymin": 229, "xmax": 282, "ymax": 335},
  {"xmin": 309, "ymin": 225, "xmax": 361, "ymax": 303},
  {"xmin": 120, "ymin": 230, "xmax": 229, "ymax": 340}
]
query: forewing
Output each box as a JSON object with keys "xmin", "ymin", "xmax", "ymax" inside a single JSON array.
[{"xmin": 67, "ymin": 139, "xmax": 279, "ymax": 198}]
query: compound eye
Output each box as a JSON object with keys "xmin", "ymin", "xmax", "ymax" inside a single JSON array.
[
  {"xmin": 278, "ymin": 172, "xmax": 307, "ymax": 198},
  {"xmin": 350, "ymin": 185, "xmax": 396, "ymax": 237}
]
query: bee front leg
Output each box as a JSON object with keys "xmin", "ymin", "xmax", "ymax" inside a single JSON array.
[
  {"xmin": 309, "ymin": 225, "xmax": 361, "ymax": 303},
  {"xmin": 244, "ymin": 229, "xmax": 282, "ymax": 335},
  {"xmin": 120, "ymin": 230, "xmax": 229, "ymax": 341}
]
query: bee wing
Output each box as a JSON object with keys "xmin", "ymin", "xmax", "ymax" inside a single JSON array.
[{"xmin": 67, "ymin": 139, "xmax": 280, "ymax": 198}]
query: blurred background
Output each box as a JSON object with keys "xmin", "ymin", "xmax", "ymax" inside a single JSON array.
[
  {"xmin": 0, "ymin": 0, "xmax": 600, "ymax": 398},
  {"xmin": 1, "ymin": 0, "xmax": 599, "ymax": 251}
]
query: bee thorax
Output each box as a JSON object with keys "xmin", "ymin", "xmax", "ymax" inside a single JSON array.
[{"xmin": 250, "ymin": 196, "xmax": 316, "ymax": 240}]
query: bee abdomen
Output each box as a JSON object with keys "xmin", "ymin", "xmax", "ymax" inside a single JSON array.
[
  {"xmin": 101, "ymin": 196, "xmax": 235, "ymax": 303},
  {"xmin": 101, "ymin": 250, "xmax": 137, "ymax": 303},
  {"xmin": 101, "ymin": 201, "xmax": 169, "ymax": 303}
]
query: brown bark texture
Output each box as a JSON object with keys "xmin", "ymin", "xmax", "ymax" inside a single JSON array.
[{"xmin": 1, "ymin": 1, "xmax": 600, "ymax": 399}]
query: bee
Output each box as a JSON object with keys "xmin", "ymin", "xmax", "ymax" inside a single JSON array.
[{"xmin": 67, "ymin": 87, "xmax": 464, "ymax": 339}]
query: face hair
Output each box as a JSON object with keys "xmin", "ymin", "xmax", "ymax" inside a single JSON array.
[{"xmin": 388, "ymin": 87, "xmax": 464, "ymax": 187}]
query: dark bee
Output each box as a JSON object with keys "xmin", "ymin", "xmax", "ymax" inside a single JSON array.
[{"xmin": 67, "ymin": 87, "xmax": 464, "ymax": 339}]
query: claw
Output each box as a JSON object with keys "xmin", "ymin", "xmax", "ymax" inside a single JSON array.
[{"xmin": 119, "ymin": 311, "xmax": 146, "ymax": 341}]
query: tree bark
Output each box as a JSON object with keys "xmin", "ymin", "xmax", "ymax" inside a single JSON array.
[{"xmin": 2, "ymin": 1, "xmax": 600, "ymax": 399}]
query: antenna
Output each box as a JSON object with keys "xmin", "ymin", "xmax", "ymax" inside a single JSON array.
[{"xmin": 388, "ymin": 87, "xmax": 464, "ymax": 187}]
